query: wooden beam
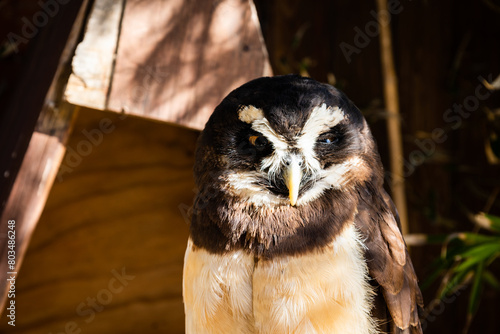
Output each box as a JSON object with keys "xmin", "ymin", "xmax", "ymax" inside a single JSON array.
[
  {"xmin": 0, "ymin": 0, "xmax": 90, "ymax": 314},
  {"xmin": 0, "ymin": 0, "xmax": 86, "ymax": 213},
  {"xmin": 65, "ymin": 0, "xmax": 126, "ymax": 110}
]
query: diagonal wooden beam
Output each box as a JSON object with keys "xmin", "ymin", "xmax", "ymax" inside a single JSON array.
[{"xmin": 0, "ymin": 0, "xmax": 90, "ymax": 314}]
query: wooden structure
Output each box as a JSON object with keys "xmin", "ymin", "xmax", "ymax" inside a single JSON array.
[{"xmin": 0, "ymin": 0, "xmax": 270, "ymax": 333}]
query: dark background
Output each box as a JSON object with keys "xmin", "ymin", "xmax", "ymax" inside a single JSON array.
[{"xmin": 254, "ymin": 1, "xmax": 500, "ymax": 333}]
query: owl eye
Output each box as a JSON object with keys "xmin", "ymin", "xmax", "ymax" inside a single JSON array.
[
  {"xmin": 318, "ymin": 135, "xmax": 339, "ymax": 145},
  {"xmin": 249, "ymin": 135, "xmax": 269, "ymax": 148}
]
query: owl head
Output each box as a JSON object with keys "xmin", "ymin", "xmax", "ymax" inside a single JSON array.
[{"xmin": 191, "ymin": 75, "xmax": 385, "ymax": 255}]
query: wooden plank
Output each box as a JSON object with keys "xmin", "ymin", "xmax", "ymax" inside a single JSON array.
[
  {"xmin": 0, "ymin": 0, "xmax": 90, "ymax": 315},
  {"xmin": 0, "ymin": 0, "xmax": 86, "ymax": 215},
  {"xmin": 0, "ymin": 108, "xmax": 199, "ymax": 334},
  {"xmin": 106, "ymin": 0, "xmax": 271, "ymax": 129},
  {"xmin": 0, "ymin": 104, "xmax": 77, "ymax": 315},
  {"xmin": 65, "ymin": 0, "xmax": 126, "ymax": 110}
]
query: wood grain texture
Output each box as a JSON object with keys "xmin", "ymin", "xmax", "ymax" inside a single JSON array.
[
  {"xmin": 0, "ymin": 104, "xmax": 77, "ymax": 315},
  {"xmin": 106, "ymin": 0, "xmax": 272, "ymax": 129},
  {"xmin": 0, "ymin": 108, "xmax": 199, "ymax": 334}
]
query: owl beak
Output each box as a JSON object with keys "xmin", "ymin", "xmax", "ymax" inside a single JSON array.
[{"xmin": 284, "ymin": 156, "xmax": 303, "ymax": 206}]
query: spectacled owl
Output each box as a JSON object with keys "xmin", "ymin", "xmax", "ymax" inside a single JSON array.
[{"xmin": 183, "ymin": 75, "xmax": 423, "ymax": 334}]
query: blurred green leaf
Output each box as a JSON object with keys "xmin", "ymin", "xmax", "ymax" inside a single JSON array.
[
  {"xmin": 453, "ymin": 242, "xmax": 500, "ymax": 272},
  {"xmin": 438, "ymin": 268, "xmax": 472, "ymax": 299},
  {"xmin": 423, "ymin": 211, "xmax": 500, "ymax": 333},
  {"xmin": 454, "ymin": 256, "xmax": 481, "ymax": 273},
  {"xmin": 460, "ymin": 242, "xmax": 500, "ymax": 258},
  {"xmin": 421, "ymin": 234, "xmax": 491, "ymax": 291},
  {"xmin": 458, "ymin": 232, "xmax": 500, "ymax": 245},
  {"xmin": 468, "ymin": 261, "xmax": 484, "ymax": 317}
]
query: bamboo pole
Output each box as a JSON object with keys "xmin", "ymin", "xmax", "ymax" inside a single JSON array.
[{"xmin": 376, "ymin": 0, "xmax": 409, "ymax": 235}]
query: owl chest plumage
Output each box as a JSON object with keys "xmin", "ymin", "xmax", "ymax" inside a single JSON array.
[{"xmin": 182, "ymin": 223, "xmax": 378, "ymax": 334}]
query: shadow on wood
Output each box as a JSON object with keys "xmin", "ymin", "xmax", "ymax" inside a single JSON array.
[{"xmin": 0, "ymin": 108, "xmax": 199, "ymax": 334}]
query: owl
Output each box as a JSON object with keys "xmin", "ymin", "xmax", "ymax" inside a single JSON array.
[{"xmin": 183, "ymin": 75, "xmax": 423, "ymax": 334}]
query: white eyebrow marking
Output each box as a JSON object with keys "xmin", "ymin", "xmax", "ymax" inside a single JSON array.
[
  {"xmin": 297, "ymin": 103, "xmax": 345, "ymax": 172},
  {"xmin": 237, "ymin": 105, "xmax": 289, "ymax": 180},
  {"xmin": 251, "ymin": 117, "xmax": 288, "ymax": 182},
  {"xmin": 304, "ymin": 103, "xmax": 344, "ymax": 133},
  {"xmin": 238, "ymin": 105, "xmax": 265, "ymax": 123}
]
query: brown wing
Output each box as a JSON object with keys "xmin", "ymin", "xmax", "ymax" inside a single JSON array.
[{"xmin": 355, "ymin": 187, "xmax": 423, "ymax": 334}]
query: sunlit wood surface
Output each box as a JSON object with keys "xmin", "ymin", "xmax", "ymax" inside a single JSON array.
[{"xmin": 0, "ymin": 108, "xmax": 198, "ymax": 333}]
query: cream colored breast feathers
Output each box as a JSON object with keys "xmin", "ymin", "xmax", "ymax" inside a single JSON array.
[{"xmin": 183, "ymin": 223, "xmax": 378, "ymax": 334}]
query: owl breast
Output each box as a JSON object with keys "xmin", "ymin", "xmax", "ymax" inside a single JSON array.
[{"xmin": 183, "ymin": 223, "xmax": 378, "ymax": 334}]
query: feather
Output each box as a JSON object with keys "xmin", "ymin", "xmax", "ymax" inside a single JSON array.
[{"xmin": 355, "ymin": 187, "xmax": 424, "ymax": 333}]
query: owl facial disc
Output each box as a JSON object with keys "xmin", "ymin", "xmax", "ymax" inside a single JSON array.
[{"xmin": 229, "ymin": 103, "xmax": 360, "ymax": 207}]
